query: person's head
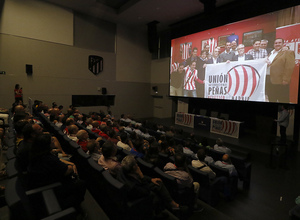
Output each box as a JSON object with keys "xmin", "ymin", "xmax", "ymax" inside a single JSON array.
[
  {"xmin": 15, "ymin": 84, "xmax": 20, "ymax": 89},
  {"xmin": 178, "ymin": 63, "xmax": 184, "ymax": 73},
  {"xmin": 231, "ymin": 41, "xmax": 237, "ymax": 50},
  {"xmin": 120, "ymin": 132, "xmax": 128, "ymax": 143},
  {"xmin": 14, "ymin": 105, "xmax": 25, "ymax": 114},
  {"xmin": 204, "ymin": 44, "xmax": 210, "ymax": 52},
  {"xmin": 174, "ymin": 144, "xmax": 184, "ymax": 154},
  {"xmin": 260, "ymin": 39, "xmax": 268, "ymax": 49},
  {"xmin": 133, "ymin": 138, "xmax": 145, "ymax": 153},
  {"xmin": 174, "ymin": 153, "xmax": 187, "ymax": 169},
  {"xmin": 274, "ymin": 38, "xmax": 284, "ymax": 51},
  {"xmin": 252, "ymin": 40, "xmax": 261, "ymax": 51},
  {"xmin": 191, "ymin": 47, "xmax": 198, "ymax": 57},
  {"xmin": 87, "ymin": 139, "xmax": 100, "ymax": 153},
  {"xmin": 65, "ymin": 118, "xmax": 75, "ymax": 126},
  {"xmin": 30, "ymin": 133, "xmax": 52, "ymax": 160},
  {"xmin": 197, "ymin": 148, "xmax": 206, "ymax": 161},
  {"xmin": 212, "ymin": 48, "xmax": 219, "ymax": 58},
  {"xmin": 121, "ymin": 155, "xmax": 137, "ymax": 174},
  {"xmin": 68, "ymin": 125, "xmax": 78, "ymax": 135},
  {"xmin": 190, "ymin": 61, "xmax": 196, "ymax": 71},
  {"xmin": 76, "ymin": 129, "xmax": 89, "ymax": 141},
  {"xmin": 86, "ymin": 118, "xmax": 93, "ymax": 125},
  {"xmin": 222, "ymin": 154, "xmax": 231, "ymax": 164},
  {"xmin": 14, "ymin": 119, "xmax": 29, "ymax": 136},
  {"xmin": 237, "ymin": 44, "xmax": 245, "ymax": 56},
  {"xmin": 92, "ymin": 121, "xmax": 100, "ymax": 128},
  {"xmin": 216, "ymin": 138, "xmax": 224, "ymax": 146},
  {"xmin": 101, "ymin": 141, "xmax": 117, "ymax": 158},
  {"xmin": 201, "ymin": 50, "xmax": 207, "ymax": 59},
  {"xmin": 225, "ymin": 42, "xmax": 231, "ymax": 51}
]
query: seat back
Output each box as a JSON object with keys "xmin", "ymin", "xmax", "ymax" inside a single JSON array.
[
  {"xmin": 187, "ymin": 165, "xmax": 210, "ymax": 188},
  {"xmin": 136, "ymin": 157, "xmax": 155, "ymax": 177}
]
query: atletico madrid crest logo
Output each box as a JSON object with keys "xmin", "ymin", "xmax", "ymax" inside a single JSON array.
[{"xmin": 227, "ymin": 65, "xmax": 260, "ymax": 100}]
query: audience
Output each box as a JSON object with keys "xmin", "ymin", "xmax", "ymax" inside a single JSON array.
[
  {"xmin": 118, "ymin": 155, "xmax": 184, "ymax": 215},
  {"xmin": 215, "ymin": 154, "xmax": 237, "ymax": 176},
  {"xmin": 87, "ymin": 139, "xmax": 102, "ymax": 162},
  {"xmin": 98, "ymin": 141, "xmax": 121, "ymax": 176},
  {"xmin": 117, "ymin": 132, "xmax": 132, "ymax": 151},
  {"xmin": 192, "ymin": 149, "xmax": 216, "ymax": 180},
  {"xmin": 27, "ymin": 133, "xmax": 86, "ymax": 210},
  {"xmin": 214, "ymin": 138, "xmax": 232, "ymax": 154}
]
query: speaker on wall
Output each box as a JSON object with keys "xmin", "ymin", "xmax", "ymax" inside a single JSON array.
[
  {"xmin": 102, "ymin": 87, "xmax": 107, "ymax": 95},
  {"xmin": 26, "ymin": 64, "xmax": 33, "ymax": 76},
  {"xmin": 147, "ymin": 20, "xmax": 159, "ymax": 54}
]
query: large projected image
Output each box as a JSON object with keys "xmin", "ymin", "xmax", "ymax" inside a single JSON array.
[{"xmin": 170, "ymin": 6, "xmax": 300, "ymax": 104}]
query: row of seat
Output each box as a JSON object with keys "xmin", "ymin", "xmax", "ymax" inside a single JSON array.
[
  {"xmin": 5, "ymin": 110, "xmax": 77, "ymax": 220},
  {"xmin": 146, "ymin": 127, "xmax": 252, "ymax": 190},
  {"xmin": 33, "ymin": 109, "xmax": 154, "ymax": 220}
]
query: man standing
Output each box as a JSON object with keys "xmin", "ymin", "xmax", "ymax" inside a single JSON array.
[
  {"xmin": 183, "ymin": 61, "xmax": 203, "ymax": 97},
  {"xmin": 246, "ymin": 40, "xmax": 268, "ymax": 60},
  {"xmin": 275, "ymin": 105, "xmax": 289, "ymax": 143},
  {"xmin": 233, "ymin": 44, "xmax": 253, "ymax": 61},
  {"xmin": 185, "ymin": 47, "xmax": 201, "ymax": 67},
  {"xmin": 230, "ymin": 40, "xmax": 238, "ymax": 55},
  {"xmin": 267, "ymin": 38, "xmax": 295, "ymax": 103},
  {"xmin": 196, "ymin": 50, "xmax": 207, "ymax": 97},
  {"xmin": 170, "ymin": 63, "xmax": 185, "ymax": 96},
  {"xmin": 219, "ymin": 42, "xmax": 235, "ymax": 63},
  {"xmin": 206, "ymin": 48, "xmax": 221, "ymax": 64},
  {"xmin": 260, "ymin": 39, "xmax": 273, "ymax": 54}
]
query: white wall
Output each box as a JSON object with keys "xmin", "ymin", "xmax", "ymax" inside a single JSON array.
[
  {"xmin": 150, "ymin": 58, "xmax": 173, "ymax": 118},
  {"xmin": 0, "ymin": 0, "xmax": 154, "ymax": 119},
  {"xmin": 0, "ymin": 0, "xmax": 73, "ymax": 45}
]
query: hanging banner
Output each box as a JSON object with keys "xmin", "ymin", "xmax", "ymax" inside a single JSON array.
[
  {"xmin": 205, "ymin": 59, "xmax": 267, "ymax": 102},
  {"xmin": 210, "ymin": 118, "xmax": 241, "ymax": 138},
  {"xmin": 175, "ymin": 112, "xmax": 194, "ymax": 128}
]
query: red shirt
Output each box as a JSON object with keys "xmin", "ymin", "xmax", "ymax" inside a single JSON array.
[{"xmin": 77, "ymin": 140, "xmax": 88, "ymax": 152}]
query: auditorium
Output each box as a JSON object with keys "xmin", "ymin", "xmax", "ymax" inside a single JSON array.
[{"xmin": 1, "ymin": 0, "xmax": 300, "ymax": 219}]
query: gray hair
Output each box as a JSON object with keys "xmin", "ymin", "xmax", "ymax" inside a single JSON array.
[{"xmin": 121, "ymin": 155, "xmax": 137, "ymax": 173}]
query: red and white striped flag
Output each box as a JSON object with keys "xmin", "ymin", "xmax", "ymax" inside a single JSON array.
[{"xmin": 181, "ymin": 43, "xmax": 192, "ymax": 60}]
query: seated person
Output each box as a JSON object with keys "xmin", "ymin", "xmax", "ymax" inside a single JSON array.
[
  {"xmin": 117, "ymin": 132, "xmax": 133, "ymax": 151},
  {"xmin": 191, "ymin": 149, "xmax": 216, "ymax": 180},
  {"xmin": 27, "ymin": 134, "xmax": 86, "ymax": 210},
  {"xmin": 87, "ymin": 139, "xmax": 102, "ymax": 162},
  {"xmin": 213, "ymin": 138, "xmax": 232, "ymax": 154},
  {"xmin": 107, "ymin": 129, "xmax": 119, "ymax": 144},
  {"xmin": 67, "ymin": 125, "xmax": 79, "ymax": 142},
  {"xmin": 130, "ymin": 138, "xmax": 146, "ymax": 158},
  {"xmin": 164, "ymin": 153, "xmax": 201, "ymax": 210},
  {"xmin": 63, "ymin": 118, "xmax": 75, "ymax": 135},
  {"xmin": 214, "ymin": 154, "xmax": 237, "ymax": 176},
  {"xmin": 16, "ymin": 123, "xmax": 44, "ymax": 172},
  {"xmin": 118, "ymin": 155, "xmax": 183, "ymax": 214},
  {"xmin": 98, "ymin": 124, "xmax": 109, "ymax": 139},
  {"xmin": 98, "ymin": 141, "xmax": 121, "ymax": 177},
  {"xmin": 76, "ymin": 130, "xmax": 89, "ymax": 152},
  {"xmin": 85, "ymin": 118, "xmax": 93, "ymax": 130},
  {"xmin": 91, "ymin": 121, "xmax": 101, "ymax": 134}
]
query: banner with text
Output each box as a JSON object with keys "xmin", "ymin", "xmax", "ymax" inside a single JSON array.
[
  {"xmin": 210, "ymin": 118, "xmax": 241, "ymax": 138},
  {"xmin": 175, "ymin": 112, "xmax": 194, "ymax": 128},
  {"xmin": 205, "ymin": 59, "xmax": 267, "ymax": 102}
]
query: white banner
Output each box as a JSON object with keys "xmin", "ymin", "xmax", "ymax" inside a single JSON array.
[
  {"xmin": 210, "ymin": 118, "xmax": 241, "ymax": 138},
  {"xmin": 175, "ymin": 112, "xmax": 194, "ymax": 128},
  {"xmin": 205, "ymin": 59, "xmax": 267, "ymax": 102}
]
